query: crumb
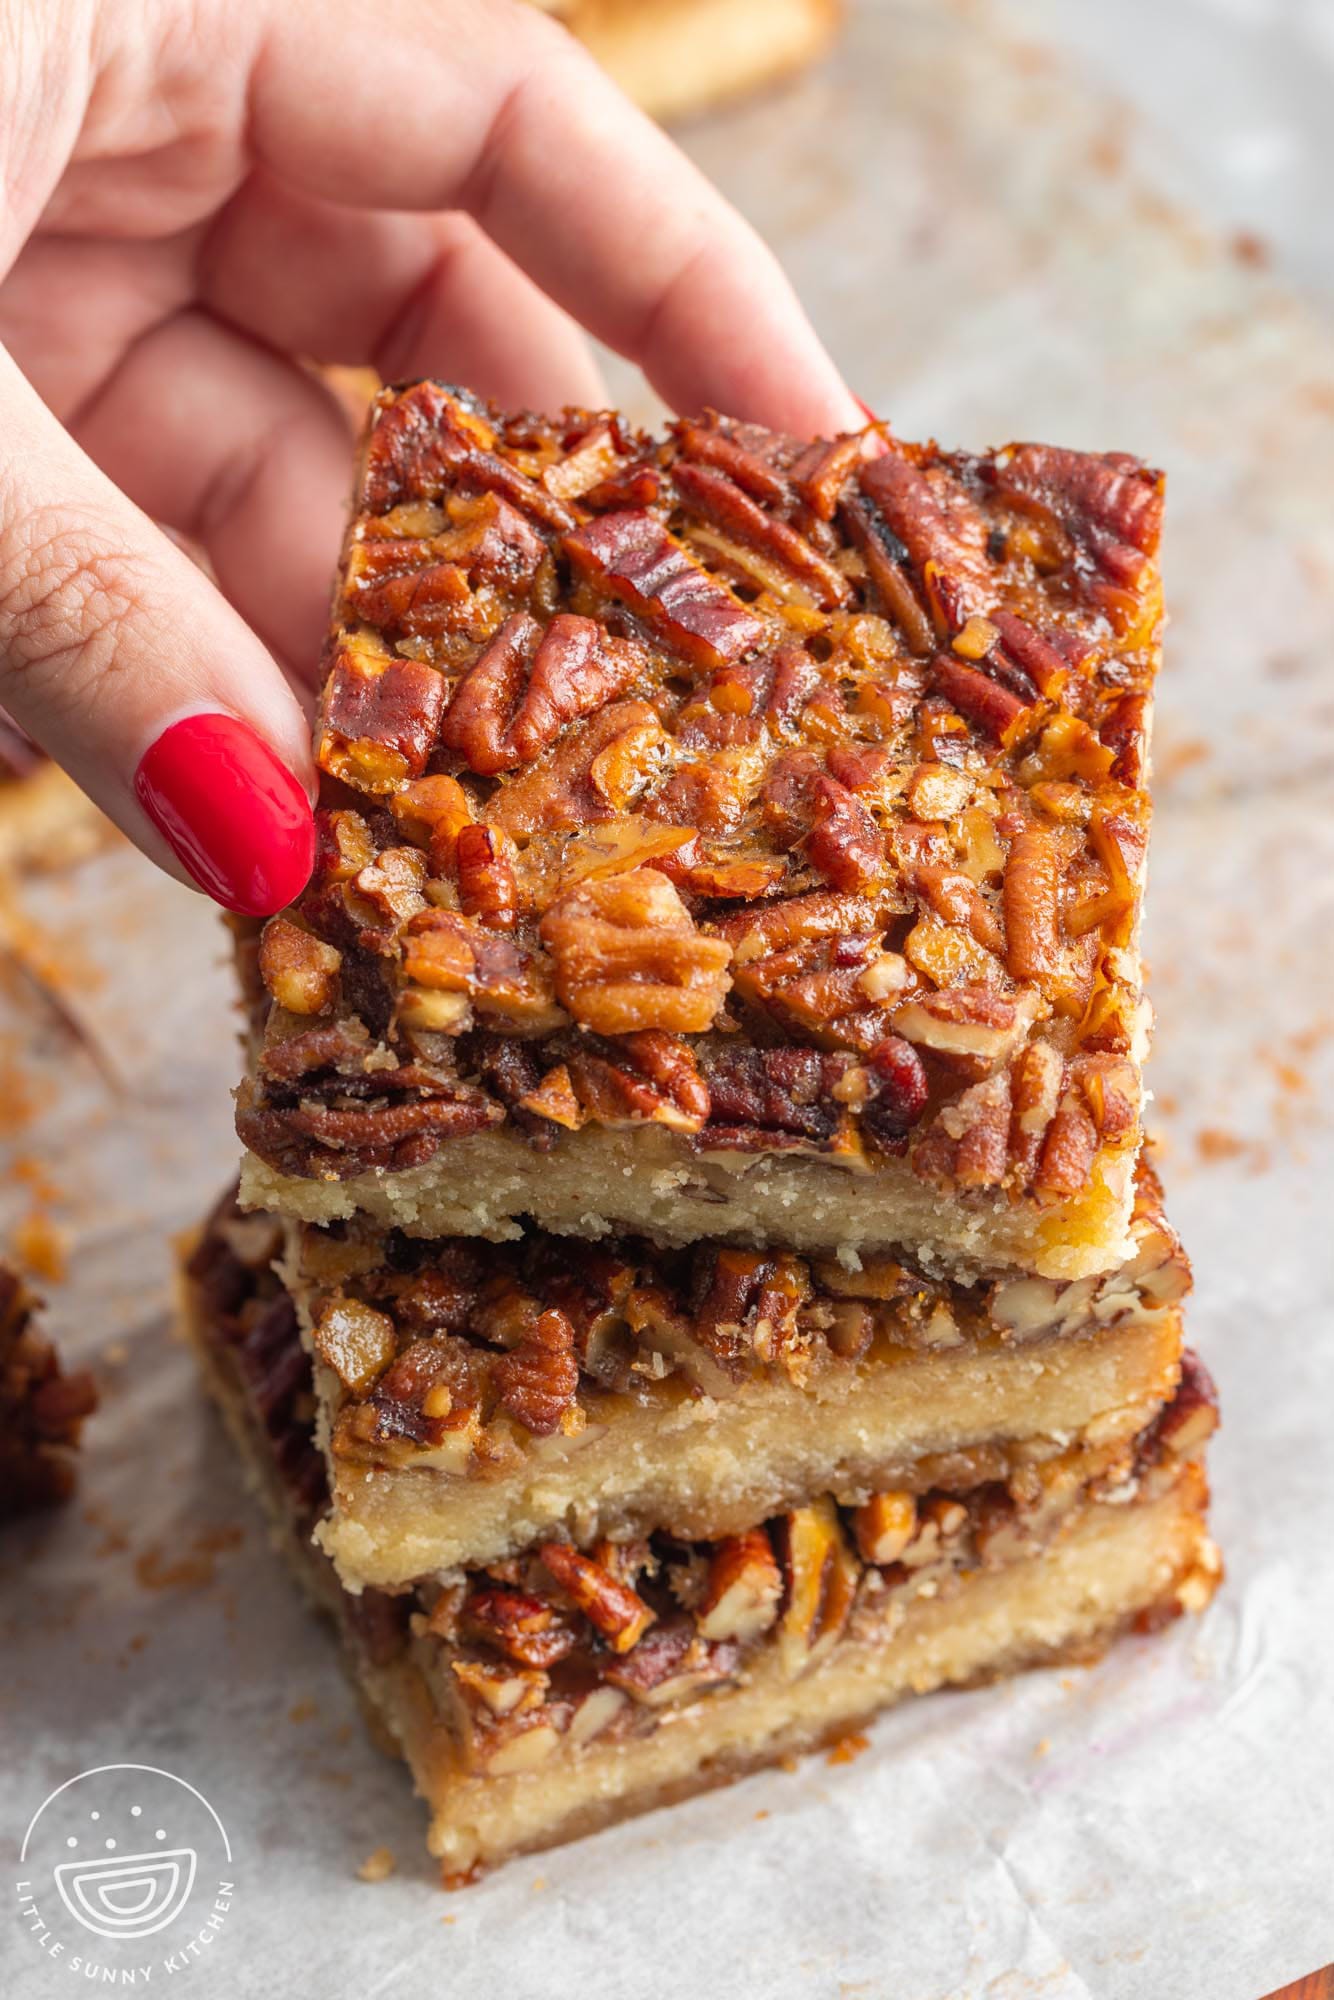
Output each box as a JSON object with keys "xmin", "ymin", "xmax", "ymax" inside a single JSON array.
[
  {"xmin": 826, "ymin": 1731, "xmax": 870, "ymax": 1767},
  {"xmin": 1229, "ymin": 228, "xmax": 1269, "ymax": 269},
  {"xmin": 777, "ymin": 1754, "xmax": 799, "ymax": 1774},
  {"xmin": 103, "ymin": 1341, "xmax": 129, "ymax": 1367},
  {"xmin": 288, "ymin": 1698, "xmax": 318, "ymax": 1725},
  {"xmin": 530, "ymin": 1876, "xmax": 547, "ymax": 1892},
  {"xmin": 440, "ymin": 1915, "xmax": 456, "ymax": 1926},
  {"xmin": 1033, "ymin": 1736, "xmax": 1051, "ymax": 1759},
  {"xmin": 133, "ymin": 1546, "xmax": 216, "ymax": 1593},
  {"xmin": 14, "ymin": 1211, "xmax": 67, "ymax": 1282},
  {"xmin": 1195, "ymin": 1127, "xmax": 1247, "ymax": 1163},
  {"xmin": 357, "ymin": 1846, "xmax": 396, "ymax": 1883},
  {"xmin": 754, "ymin": 1810, "xmax": 769, "ymax": 1821}
]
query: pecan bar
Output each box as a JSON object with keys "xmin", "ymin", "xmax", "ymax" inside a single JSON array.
[
  {"xmin": 238, "ymin": 384, "xmax": 1163, "ymax": 1281},
  {"xmin": 180, "ymin": 1230, "xmax": 1218, "ymax": 1884},
  {"xmin": 191, "ymin": 1164, "xmax": 1187, "ymax": 1593},
  {"xmin": 0, "ymin": 1261, "xmax": 97, "ymax": 1513}
]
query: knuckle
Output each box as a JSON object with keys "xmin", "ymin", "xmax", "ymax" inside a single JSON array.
[{"xmin": 0, "ymin": 505, "xmax": 154, "ymax": 709}]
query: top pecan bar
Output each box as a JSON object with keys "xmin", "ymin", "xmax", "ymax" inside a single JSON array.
[{"xmin": 237, "ymin": 382, "xmax": 1163, "ymax": 1278}]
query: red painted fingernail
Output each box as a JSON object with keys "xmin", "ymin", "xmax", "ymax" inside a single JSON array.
[
  {"xmin": 134, "ymin": 712, "xmax": 315, "ymax": 917},
  {"xmin": 855, "ymin": 396, "xmax": 881, "ymax": 422}
]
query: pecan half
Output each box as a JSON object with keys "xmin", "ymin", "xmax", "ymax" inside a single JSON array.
[
  {"xmin": 539, "ymin": 868, "xmax": 732, "ymax": 1035},
  {"xmin": 441, "ymin": 611, "xmax": 640, "ymax": 775},
  {"xmin": 565, "ymin": 509, "xmax": 765, "ymax": 670},
  {"xmin": 316, "ymin": 634, "xmax": 445, "ymax": 793},
  {"xmin": 494, "ymin": 1308, "xmax": 578, "ymax": 1436},
  {"xmin": 698, "ymin": 1045, "xmax": 853, "ymax": 1151},
  {"xmin": 673, "ymin": 460, "xmax": 851, "ymax": 609}
]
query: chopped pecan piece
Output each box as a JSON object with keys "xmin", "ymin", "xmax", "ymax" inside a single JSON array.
[
  {"xmin": 674, "ymin": 416, "xmax": 792, "ymax": 506},
  {"xmin": 565, "ymin": 509, "xmax": 765, "ymax": 670},
  {"xmin": 441, "ymin": 612, "xmax": 640, "ymax": 775},
  {"xmin": 538, "ymin": 1541, "xmax": 656, "ymax": 1653},
  {"xmin": 931, "ymin": 652, "xmax": 1034, "ymax": 742},
  {"xmin": 698, "ymin": 1045, "xmax": 853, "ymax": 1150},
  {"xmin": 892, "ymin": 985, "xmax": 1037, "ymax": 1066},
  {"xmin": 604, "ymin": 1617, "xmax": 738, "ymax": 1706},
  {"xmin": 989, "ymin": 444, "xmax": 1162, "ymax": 587},
  {"xmin": 494, "ymin": 1308, "xmax": 578, "ymax": 1437},
  {"xmin": 258, "ymin": 918, "xmax": 341, "ymax": 1016},
  {"xmin": 860, "ymin": 1035, "xmax": 930, "ymax": 1151},
  {"xmin": 401, "ymin": 910, "xmax": 564, "ymax": 1035},
  {"xmin": 316, "ymin": 634, "xmax": 445, "ymax": 793},
  {"xmin": 560, "ymin": 1029, "xmax": 711, "ymax": 1133},
  {"xmin": 539, "ymin": 868, "xmax": 732, "ymax": 1035},
  {"xmin": 311, "ymin": 1297, "xmax": 397, "ymax": 1397},
  {"xmin": 461, "ymin": 1585, "xmax": 578, "ymax": 1670},
  {"xmin": 776, "ymin": 1498, "xmax": 861, "ymax": 1673},
  {"xmin": 454, "ymin": 823, "xmax": 519, "ymax": 931},
  {"xmin": 852, "ymin": 1491, "xmax": 917, "ymax": 1566},
  {"xmin": 361, "ymin": 380, "xmax": 574, "ymax": 529},
  {"xmin": 389, "ymin": 775, "xmax": 474, "ymax": 873},
  {"xmin": 696, "ymin": 1529, "xmax": 783, "ymax": 1642},
  {"xmin": 859, "ymin": 451, "xmax": 991, "ymax": 631},
  {"xmin": 491, "ymin": 700, "xmax": 666, "ymax": 836}
]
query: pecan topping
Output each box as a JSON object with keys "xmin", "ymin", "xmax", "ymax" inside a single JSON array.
[
  {"xmin": 566, "ymin": 509, "xmax": 765, "ymax": 670},
  {"xmin": 248, "ymin": 383, "xmax": 1166, "ymax": 1212},
  {"xmin": 861, "ymin": 1035, "xmax": 930, "ymax": 1151},
  {"xmin": 311, "ymin": 1297, "xmax": 397, "ymax": 1396},
  {"xmin": 441, "ymin": 612, "xmax": 640, "ymax": 775},
  {"xmin": 495, "ymin": 1309, "xmax": 578, "ymax": 1436},
  {"xmin": 461, "ymin": 1585, "xmax": 578, "ymax": 1670},
  {"xmin": 539, "ymin": 869, "xmax": 732, "ymax": 1035}
]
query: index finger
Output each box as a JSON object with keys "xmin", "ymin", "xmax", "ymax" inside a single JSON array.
[{"xmin": 248, "ymin": 0, "xmax": 860, "ymax": 435}]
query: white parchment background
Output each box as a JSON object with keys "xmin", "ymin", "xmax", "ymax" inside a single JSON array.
[{"xmin": 3, "ymin": 2, "xmax": 1333, "ymax": 1994}]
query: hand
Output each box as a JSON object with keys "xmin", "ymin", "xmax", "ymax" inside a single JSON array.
[{"xmin": 0, "ymin": 0, "xmax": 859, "ymax": 913}]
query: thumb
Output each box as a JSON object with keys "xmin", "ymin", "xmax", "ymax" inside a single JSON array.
[{"xmin": 0, "ymin": 348, "xmax": 316, "ymax": 916}]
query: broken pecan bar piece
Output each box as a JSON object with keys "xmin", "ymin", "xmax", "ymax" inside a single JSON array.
[
  {"xmin": 0, "ymin": 1261, "xmax": 97, "ymax": 1513},
  {"xmin": 238, "ymin": 384, "xmax": 1166, "ymax": 1282},
  {"xmin": 0, "ymin": 710, "xmax": 109, "ymax": 874},
  {"xmin": 196, "ymin": 1164, "xmax": 1188, "ymax": 1592},
  {"xmin": 532, "ymin": 0, "xmax": 842, "ymax": 123},
  {"xmin": 180, "ymin": 1231, "xmax": 1219, "ymax": 1885}
]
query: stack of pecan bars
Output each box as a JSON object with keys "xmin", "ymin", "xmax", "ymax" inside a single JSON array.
[{"xmin": 181, "ymin": 382, "xmax": 1221, "ymax": 1882}]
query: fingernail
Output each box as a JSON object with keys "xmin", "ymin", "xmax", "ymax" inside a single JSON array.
[
  {"xmin": 134, "ymin": 712, "xmax": 315, "ymax": 917},
  {"xmin": 855, "ymin": 396, "xmax": 881, "ymax": 423}
]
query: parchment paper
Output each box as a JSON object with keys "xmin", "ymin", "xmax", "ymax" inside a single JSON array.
[{"xmin": 3, "ymin": 2, "xmax": 1333, "ymax": 1994}]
